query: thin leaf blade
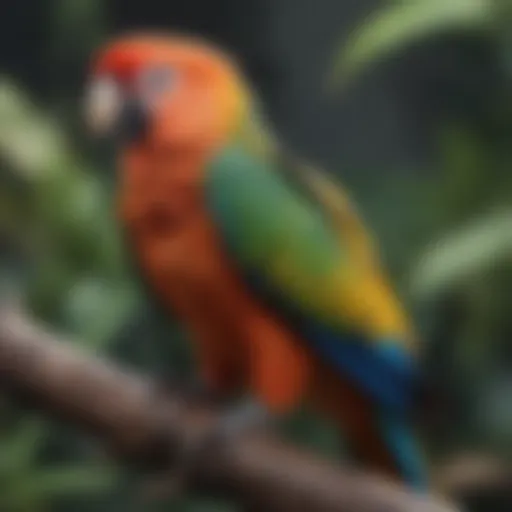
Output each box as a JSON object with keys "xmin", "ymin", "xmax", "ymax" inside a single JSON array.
[{"xmin": 330, "ymin": 0, "xmax": 494, "ymax": 88}]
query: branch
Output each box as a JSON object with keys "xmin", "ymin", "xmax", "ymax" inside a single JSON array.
[
  {"xmin": 0, "ymin": 308, "xmax": 458, "ymax": 512},
  {"xmin": 437, "ymin": 454, "xmax": 511, "ymax": 497}
]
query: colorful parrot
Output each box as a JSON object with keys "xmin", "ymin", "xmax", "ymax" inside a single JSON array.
[{"xmin": 84, "ymin": 33, "xmax": 428, "ymax": 489}]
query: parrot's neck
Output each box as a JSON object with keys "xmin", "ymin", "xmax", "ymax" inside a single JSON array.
[
  {"xmin": 117, "ymin": 141, "xmax": 207, "ymax": 230},
  {"xmin": 232, "ymin": 100, "xmax": 277, "ymax": 160}
]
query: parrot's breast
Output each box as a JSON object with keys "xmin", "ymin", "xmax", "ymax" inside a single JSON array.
[
  {"xmin": 119, "ymin": 148, "xmax": 232, "ymax": 313},
  {"xmin": 122, "ymin": 188, "xmax": 241, "ymax": 332}
]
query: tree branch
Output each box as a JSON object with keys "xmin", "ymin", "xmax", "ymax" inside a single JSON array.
[
  {"xmin": 0, "ymin": 308, "xmax": 458, "ymax": 512},
  {"xmin": 437, "ymin": 453, "xmax": 510, "ymax": 498}
]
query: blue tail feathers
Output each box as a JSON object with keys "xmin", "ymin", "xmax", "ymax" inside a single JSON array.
[{"xmin": 378, "ymin": 411, "xmax": 428, "ymax": 490}]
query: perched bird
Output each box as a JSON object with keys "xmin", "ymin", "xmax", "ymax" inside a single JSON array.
[{"xmin": 84, "ymin": 33, "xmax": 428, "ymax": 489}]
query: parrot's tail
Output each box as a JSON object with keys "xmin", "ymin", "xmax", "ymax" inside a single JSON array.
[
  {"xmin": 376, "ymin": 411, "xmax": 429, "ymax": 490},
  {"xmin": 311, "ymin": 365, "xmax": 429, "ymax": 491}
]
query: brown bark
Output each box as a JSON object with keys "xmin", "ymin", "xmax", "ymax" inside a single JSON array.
[
  {"xmin": 0, "ymin": 307, "xmax": 459, "ymax": 512},
  {"xmin": 436, "ymin": 453, "xmax": 511, "ymax": 497}
]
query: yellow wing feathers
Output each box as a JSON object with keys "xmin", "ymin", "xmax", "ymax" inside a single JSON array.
[{"xmin": 298, "ymin": 165, "xmax": 414, "ymax": 344}]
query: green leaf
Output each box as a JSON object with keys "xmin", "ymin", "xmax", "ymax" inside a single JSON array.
[
  {"xmin": 0, "ymin": 80, "xmax": 65, "ymax": 178},
  {"xmin": 64, "ymin": 279, "xmax": 138, "ymax": 349},
  {"xmin": 410, "ymin": 208, "xmax": 512, "ymax": 299},
  {"xmin": 0, "ymin": 417, "xmax": 49, "ymax": 474},
  {"xmin": 23, "ymin": 466, "xmax": 117, "ymax": 498},
  {"xmin": 330, "ymin": 0, "xmax": 494, "ymax": 88},
  {"xmin": 2, "ymin": 465, "xmax": 116, "ymax": 512}
]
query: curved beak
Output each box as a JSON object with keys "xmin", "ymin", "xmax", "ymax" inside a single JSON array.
[
  {"xmin": 84, "ymin": 79, "xmax": 148, "ymax": 144},
  {"xmin": 115, "ymin": 98, "xmax": 148, "ymax": 143}
]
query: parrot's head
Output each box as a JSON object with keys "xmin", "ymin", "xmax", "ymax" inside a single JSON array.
[{"xmin": 84, "ymin": 34, "xmax": 249, "ymax": 151}]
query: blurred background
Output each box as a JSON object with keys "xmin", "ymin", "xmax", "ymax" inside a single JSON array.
[{"xmin": 0, "ymin": 0, "xmax": 511, "ymax": 511}]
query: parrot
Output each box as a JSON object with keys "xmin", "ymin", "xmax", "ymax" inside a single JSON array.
[{"xmin": 84, "ymin": 33, "xmax": 429, "ymax": 490}]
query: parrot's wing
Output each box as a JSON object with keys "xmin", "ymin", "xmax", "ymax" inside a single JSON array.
[
  {"xmin": 276, "ymin": 151, "xmax": 379, "ymax": 267},
  {"xmin": 205, "ymin": 145, "xmax": 419, "ymax": 411}
]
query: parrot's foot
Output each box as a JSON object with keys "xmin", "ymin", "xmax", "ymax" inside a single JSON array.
[
  {"xmin": 141, "ymin": 395, "xmax": 270, "ymax": 501},
  {"xmin": 201, "ymin": 399, "xmax": 271, "ymax": 445},
  {"xmin": 166, "ymin": 400, "xmax": 271, "ymax": 496},
  {"xmin": 152, "ymin": 374, "xmax": 226, "ymax": 407},
  {"xmin": 185, "ymin": 399, "xmax": 271, "ymax": 464}
]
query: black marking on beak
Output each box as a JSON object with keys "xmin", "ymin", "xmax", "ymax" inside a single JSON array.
[{"xmin": 115, "ymin": 98, "xmax": 149, "ymax": 145}]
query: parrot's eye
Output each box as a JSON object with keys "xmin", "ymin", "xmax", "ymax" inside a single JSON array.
[
  {"xmin": 84, "ymin": 76, "xmax": 123, "ymax": 135},
  {"xmin": 137, "ymin": 66, "xmax": 177, "ymax": 101}
]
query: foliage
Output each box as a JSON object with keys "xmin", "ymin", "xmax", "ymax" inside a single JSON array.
[
  {"xmin": 331, "ymin": 0, "xmax": 497, "ymax": 88},
  {"xmin": 0, "ymin": 415, "xmax": 116, "ymax": 512}
]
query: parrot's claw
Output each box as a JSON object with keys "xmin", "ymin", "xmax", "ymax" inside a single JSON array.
[
  {"xmin": 186, "ymin": 399, "xmax": 271, "ymax": 464},
  {"xmin": 152, "ymin": 374, "xmax": 225, "ymax": 407},
  {"xmin": 165, "ymin": 400, "xmax": 271, "ymax": 496},
  {"xmin": 202, "ymin": 399, "xmax": 271, "ymax": 445},
  {"xmin": 142, "ymin": 392, "xmax": 270, "ymax": 500}
]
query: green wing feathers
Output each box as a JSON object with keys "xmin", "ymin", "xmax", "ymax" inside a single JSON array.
[
  {"xmin": 206, "ymin": 145, "xmax": 353, "ymax": 323},
  {"xmin": 206, "ymin": 144, "xmax": 412, "ymax": 342}
]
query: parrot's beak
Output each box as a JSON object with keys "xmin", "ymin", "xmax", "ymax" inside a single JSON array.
[
  {"xmin": 84, "ymin": 78, "xmax": 148, "ymax": 144},
  {"xmin": 84, "ymin": 78, "xmax": 122, "ymax": 138},
  {"xmin": 115, "ymin": 98, "xmax": 149, "ymax": 143}
]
